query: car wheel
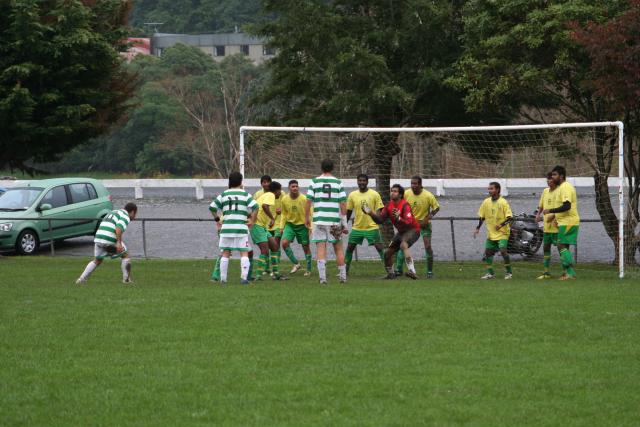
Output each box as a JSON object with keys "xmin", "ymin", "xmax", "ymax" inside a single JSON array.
[{"xmin": 16, "ymin": 229, "xmax": 39, "ymax": 255}]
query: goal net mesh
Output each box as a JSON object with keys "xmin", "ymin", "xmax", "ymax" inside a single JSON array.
[{"xmin": 242, "ymin": 125, "xmax": 637, "ymax": 278}]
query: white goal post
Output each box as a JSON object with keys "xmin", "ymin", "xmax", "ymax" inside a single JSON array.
[{"xmin": 239, "ymin": 122, "xmax": 626, "ymax": 278}]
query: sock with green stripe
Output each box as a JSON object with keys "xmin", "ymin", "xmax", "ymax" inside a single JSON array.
[
  {"xmin": 270, "ymin": 253, "xmax": 280, "ymax": 277},
  {"xmin": 211, "ymin": 256, "xmax": 222, "ymax": 281},
  {"xmin": 503, "ymin": 254, "xmax": 512, "ymax": 274},
  {"xmin": 284, "ymin": 246, "xmax": 299, "ymax": 264},
  {"xmin": 305, "ymin": 253, "xmax": 313, "ymax": 272},
  {"xmin": 345, "ymin": 248, "xmax": 354, "ymax": 273},
  {"xmin": 560, "ymin": 248, "xmax": 576, "ymax": 277},
  {"xmin": 425, "ymin": 249, "xmax": 433, "ymax": 274},
  {"xmin": 256, "ymin": 254, "xmax": 268, "ymax": 277},
  {"xmin": 395, "ymin": 251, "xmax": 404, "ymax": 273},
  {"xmin": 543, "ymin": 251, "xmax": 551, "ymax": 274},
  {"xmin": 484, "ymin": 255, "xmax": 494, "ymax": 275}
]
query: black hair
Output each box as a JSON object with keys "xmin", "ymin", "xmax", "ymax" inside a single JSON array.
[
  {"xmin": 489, "ymin": 181, "xmax": 501, "ymax": 191},
  {"xmin": 229, "ymin": 171, "xmax": 243, "ymax": 188},
  {"xmin": 551, "ymin": 165, "xmax": 567, "ymax": 179},
  {"xmin": 288, "ymin": 179, "xmax": 298, "ymax": 186},
  {"xmin": 391, "ymin": 184, "xmax": 405, "ymax": 197},
  {"xmin": 411, "ymin": 175, "xmax": 422, "ymax": 184},
  {"xmin": 357, "ymin": 173, "xmax": 368, "ymax": 181},
  {"xmin": 269, "ymin": 181, "xmax": 282, "ymax": 192},
  {"xmin": 546, "ymin": 171, "xmax": 553, "ymax": 180},
  {"xmin": 321, "ymin": 159, "xmax": 334, "ymax": 173},
  {"xmin": 260, "ymin": 175, "xmax": 272, "ymax": 184},
  {"xmin": 124, "ymin": 202, "xmax": 137, "ymax": 214}
]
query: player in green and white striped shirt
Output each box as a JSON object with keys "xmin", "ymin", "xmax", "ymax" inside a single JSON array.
[
  {"xmin": 76, "ymin": 202, "xmax": 138, "ymax": 284},
  {"xmin": 209, "ymin": 171, "xmax": 258, "ymax": 284},
  {"xmin": 305, "ymin": 159, "xmax": 348, "ymax": 284}
]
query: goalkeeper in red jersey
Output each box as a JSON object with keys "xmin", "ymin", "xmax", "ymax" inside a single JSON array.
[{"xmin": 362, "ymin": 184, "xmax": 420, "ymax": 280}]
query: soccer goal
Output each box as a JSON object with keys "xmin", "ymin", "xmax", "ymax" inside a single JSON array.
[{"xmin": 240, "ymin": 122, "xmax": 635, "ymax": 278}]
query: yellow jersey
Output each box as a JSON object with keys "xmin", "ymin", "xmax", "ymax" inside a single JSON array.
[
  {"xmin": 478, "ymin": 196, "xmax": 512, "ymax": 241},
  {"xmin": 280, "ymin": 193, "xmax": 307, "ymax": 227},
  {"xmin": 404, "ymin": 189, "xmax": 439, "ymax": 221},
  {"xmin": 254, "ymin": 189, "xmax": 265, "ymax": 200},
  {"xmin": 255, "ymin": 192, "xmax": 276, "ymax": 229},
  {"xmin": 538, "ymin": 187, "xmax": 559, "ymax": 233},
  {"xmin": 554, "ymin": 181, "xmax": 580, "ymax": 227},
  {"xmin": 347, "ymin": 189, "xmax": 384, "ymax": 231}
]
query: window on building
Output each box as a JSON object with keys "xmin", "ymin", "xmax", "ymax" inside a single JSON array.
[
  {"xmin": 214, "ymin": 45, "xmax": 225, "ymax": 57},
  {"xmin": 241, "ymin": 45, "xmax": 250, "ymax": 55},
  {"xmin": 262, "ymin": 46, "xmax": 276, "ymax": 56}
]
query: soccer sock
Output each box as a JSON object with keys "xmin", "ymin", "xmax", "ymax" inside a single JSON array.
[
  {"xmin": 256, "ymin": 254, "xmax": 268, "ymax": 277},
  {"xmin": 543, "ymin": 251, "xmax": 551, "ymax": 274},
  {"xmin": 395, "ymin": 251, "xmax": 405, "ymax": 273},
  {"xmin": 317, "ymin": 259, "xmax": 327, "ymax": 282},
  {"xmin": 560, "ymin": 248, "xmax": 576, "ymax": 276},
  {"xmin": 80, "ymin": 260, "xmax": 98, "ymax": 280},
  {"xmin": 270, "ymin": 252, "xmax": 280, "ymax": 277},
  {"xmin": 425, "ymin": 249, "xmax": 433, "ymax": 273},
  {"xmin": 265, "ymin": 253, "xmax": 271, "ymax": 273},
  {"xmin": 338, "ymin": 264, "xmax": 347, "ymax": 281},
  {"xmin": 377, "ymin": 248, "xmax": 385, "ymax": 261},
  {"xmin": 503, "ymin": 254, "xmax": 512, "ymax": 274},
  {"xmin": 305, "ymin": 253, "xmax": 313, "ymax": 272},
  {"xmin": 121, "ymin": 258, "xmax": 131, "ymax": 281},
  {"xmin": 484, "ymin": 256, "xmax": 494, "ymax": 275},
  {"xmin": 284, "ymin": 247, "xmax": 299, "ymax": 264},
  {"xmin": 240, "ymin": 256, "xmax": 250, "ymax": 280},
  {"xmin": 345, "ymin": 248, "xmax": 354, "ymax": 273},
  {"xmin": 211, "ymin": 256, "xmax": 222, "ymax": 280},
  {"xmin": 220, "ymin": 257, "xmax": 229, "ymax": 282},
  {"xmin": 248, "ymin": 253, "xmax": 254, "ymax": 280},
  {"xmin": 405, "ymin": 256, "xmax": 416, "ymax": 274}
]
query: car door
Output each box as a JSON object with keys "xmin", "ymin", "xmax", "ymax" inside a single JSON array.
[
  {"xmin": 67, "ymin": 183, "xmax": 102, "ymax": 236},
  {"xmin": 36, "ymin": 185, "xmax": 75, "ymax": 242}
]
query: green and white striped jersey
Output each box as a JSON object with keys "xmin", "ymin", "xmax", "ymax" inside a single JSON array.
[
  {"xmin": 94, "ymin": 209, "xmax": 131, "ymax": 246},
  {"xmin": 306, "ymin": 175, "xmax": 346, "ymax": 225},
  {"xmin": 209, "ymin": 189, "xmax": 258, "ymax": 237}
]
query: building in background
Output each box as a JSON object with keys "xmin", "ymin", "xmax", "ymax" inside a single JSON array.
[
  {"xmin": 151, "ymin": 33, "xmax": 275, "ymax": 64},
  {"xmin": 122, "ymin": 38, "xmax": 151, "ymax": 62}
]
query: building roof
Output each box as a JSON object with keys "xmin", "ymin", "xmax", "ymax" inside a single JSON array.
[{"xmin": 152, "ymin": 32, "xmax": 267, "ymax": 48}]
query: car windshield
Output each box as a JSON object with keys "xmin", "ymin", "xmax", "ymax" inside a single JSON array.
[{"xmin": 0, "ymin": 187, "xmax": 43, "ymax": 210}]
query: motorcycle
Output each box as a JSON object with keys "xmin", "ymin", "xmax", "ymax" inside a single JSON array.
[{"xmin": 507, "ymin": 211, "xmax": 543, "ymax": 256}]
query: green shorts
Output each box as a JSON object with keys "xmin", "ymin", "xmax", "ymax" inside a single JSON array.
[
  {"xmin": 485, "ymin": 239, "xmax": 509, "ymax": 250},
  {"xmin": 543, "ymin": 232, "xmax": 558, "ymax": 246},
  {"xmin": 268, "ymin": 228, "xmax": 282, "ymax": 239},
  {"xmin": 250, "ymin": 224, "xmax": 270, "ymax": 245},
  {"xmin": 348, "ymin": 229, "xmax": 382, "ymax": 245},
  {"xmin": 420, "ymin": 223, "xmax": 432, "ymax": 238},
  {"xmin": 558, "ymin": 225, "xmax": 579, "ymax": 245},
  {"xmin": 282, "ymin": 223, "xmax": 309, "ymax": 245}
]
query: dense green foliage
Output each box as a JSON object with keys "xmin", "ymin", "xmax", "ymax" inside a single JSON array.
[
  {"xmin": 49, "ymin": 44, "xmax": 266, "ymax": 176},
  {"xmin": 0, "ymin": 0, "xmax": 135, "ymax": 172},
  {"xmin": 1, "ymin": 257, "xmax": 638, "ymax": 425}
]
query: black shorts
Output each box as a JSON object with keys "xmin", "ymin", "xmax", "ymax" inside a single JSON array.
[{"xmin": 389, "ymin": 229, "xmax": 420, "ymax": 250}]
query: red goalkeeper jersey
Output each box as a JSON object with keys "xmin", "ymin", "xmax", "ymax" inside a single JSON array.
[{"xmin": 380, "ymin": 199, "xmax": 420, "ymax": 233}]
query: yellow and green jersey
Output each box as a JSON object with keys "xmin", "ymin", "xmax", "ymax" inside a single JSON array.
[
  {"xmin": 478, "ymin": 196, "xmax": 512, "ymax": 241},
  {"xmin": 254, "ymin": 189, "xmax": 266, "ymax": 200},
  {"xmin": 554, "ymin": 181, "xmax": 580, "ymax": 226},
  {"xmin": 538, "ymin": 187, "xmax": 559, "ymax": 233},
  {"xmin": 280, "ymin": 193, "xmax": 307, "ymax": 227},
  {"xmin": 347, "ymin": 189, "xmax": 384, "ymax": 231},
  {"xmin": 255, "ymin": 192, "xmax": 276, "ymax": 229},
  {"xmin": 404, "ymin": 189, "xmax": 439, "ymax": 221}
]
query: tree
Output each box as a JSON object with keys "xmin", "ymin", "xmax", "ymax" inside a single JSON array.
[
  {"xmin": 0, "ymin": 0, "xmax": 135, "ymax": 172},
  {"xmin": 571, "ymin": 0, "xmax": 640, "ymax": 261},
  {"xmin": 252, "ymin": 0, "xmax": 472, "ymax": 204},
  {"xmin": 448, "ymin": 0, "xmax": 634, "ymax": 263}
]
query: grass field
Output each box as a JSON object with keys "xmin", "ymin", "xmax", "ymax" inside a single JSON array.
[{"xmin": 1, "ymin": 257, "xmax": 639, "ymax": 426}]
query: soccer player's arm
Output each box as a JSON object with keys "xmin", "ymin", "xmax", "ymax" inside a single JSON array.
[
  {"xmin": 338, "ymin": 186, "xmax": 348, "ymax": 231},
  {"xmin": 535, "ymin": 192, "xmax": 544, "ymax": 223},
  {"xmin": 428, "ymin": 194, "xmax": 440, "ymax": 219},
  {"xmin": 114, "ymin": 216, "xmax": 129, "ymax": 252},
  {"xmin": 366, "ymin": 204, "xmax": 387, "ymax": 224},
  {"xmin": 374, "ymin": 193, "xmax": 384, "ymax": 214},
  {"xmin": 305, "ymin": 185, "xmax": 314, "ymax": 228},
  {"xmin": 546, "ymin": 188, "xmax": 571, "ymax": 214},
  {"xmin": 247, "ymin": 198, "xmax": 258, "ymax": 227},
  {"xmin": 474, "ymin": 203, "xmax": 485, "ymax": 238},
  {"xmin": 497, "ymin": 202, "xmax": 513, "ymax": 230},
  {"xmin": 346, "ymin": 193, "xmax": 354, "ymax": 222},
  {"xmin": 397, "ymin": 203, "xmax": 414, "ymax": 225},
  {"xmin": 279, "ymin": 198, "xmax": 288, "ymax": 231}
]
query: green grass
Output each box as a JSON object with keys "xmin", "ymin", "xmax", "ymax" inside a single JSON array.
[{"xmin": 1, "ymin": 257, "xmax": 639, "ymax": 426}]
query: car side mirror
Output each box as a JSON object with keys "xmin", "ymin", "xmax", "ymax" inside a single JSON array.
[{"xmin": 38, "ymin": 203, "xmax": 52, "ymax": 212}]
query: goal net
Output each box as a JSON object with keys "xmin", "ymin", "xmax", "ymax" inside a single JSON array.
[{"xmin": 240, "ymin": 123, "xmax": 636, "ymax": 279}]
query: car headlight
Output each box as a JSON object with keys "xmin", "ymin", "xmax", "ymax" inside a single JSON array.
[{"xmin": 0, "ymin": 222, "xmax": 13, "ymax": 232}]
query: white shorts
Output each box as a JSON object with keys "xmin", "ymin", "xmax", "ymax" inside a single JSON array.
[
  {"xmin": 219, "ymin": 235, "xmax": 250, "ymax": 252},
  {"xmin": 94, "ymin": 242, "xmax": 127, "ymax": 260},
  {"xmin": 311, "ymin": 224, "xmax": 340, "ymax": 244}
]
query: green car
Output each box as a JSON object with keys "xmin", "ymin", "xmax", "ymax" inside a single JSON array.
[{"xmin": 0, "ymin": 178, "xmax": 113, "ymax": 255}]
